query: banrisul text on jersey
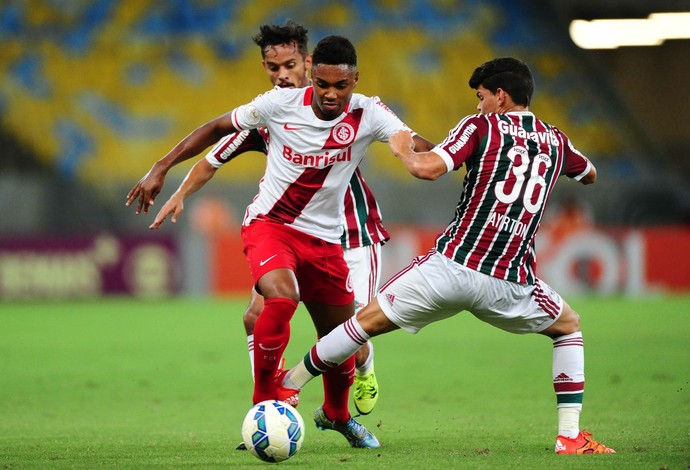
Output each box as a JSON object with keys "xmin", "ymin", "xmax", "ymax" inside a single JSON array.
[{"xmin": 282, "ymin": 145, "xmax": 352, "ymax": 166}]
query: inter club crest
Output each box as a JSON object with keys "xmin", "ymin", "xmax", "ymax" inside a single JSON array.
[
  {"xmin": 332, "ymin": 122, "xmax": 355, "ymax": 145},
  {"xmin": 323, "ymin": 108, "xmax": 362, "ymax": 149}
]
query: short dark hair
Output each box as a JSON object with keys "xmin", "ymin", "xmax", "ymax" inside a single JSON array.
[
  {"xmin": 469, "ymin": 57, "xmax": 534, "ymax": 106},
  {"xmin": 311, "ymin": 35, "xmax": 357, "ymax": 68},
  {"xmin": 252, "ymin": 21, "xmax": 309, "ymax": 58}
]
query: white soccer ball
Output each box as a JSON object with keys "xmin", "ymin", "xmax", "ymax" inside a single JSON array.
[{"xmin": 241, "ymin": 400, "xmax": 305, "ymax": 463}]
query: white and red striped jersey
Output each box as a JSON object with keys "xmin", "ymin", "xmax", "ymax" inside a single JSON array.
[
  {"xmin": 229, "ymin": 86, "xmax": 406, "ymax": 244},
  {"xmin": 204, "ymin": 128, "xmax": 389, "ymax": 249},
  {"xmin": 431, "ymin": 111, "xmax": 592, "ymax": 284}
]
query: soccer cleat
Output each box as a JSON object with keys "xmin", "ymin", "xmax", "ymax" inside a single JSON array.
[
  {"xmin": 555, "ymin": 431, "xmax": 616, "ymax": 454},
  {"xmin": 275, "ymin": 368, "xmax": 300, "ymax": 408},
  {"xmin": 235, "ymin": 442, "xmax": 247, "ymax": 450},
  {"xmin": 313, "ymin": 407, "xmax": 381, "ymax": 448},
  {"xmin": 353, "ymin": 370, "xmax": 379, "ymax": 415}
]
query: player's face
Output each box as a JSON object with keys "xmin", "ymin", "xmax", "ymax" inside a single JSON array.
[
  {"xmin": 262, "ymin": 42, "xmax": 311, "ymax": 89},
  {"xmin": 310, "ymin": 64, "xmax": 358, "ymax": 121},
  {"xmin": 475, "ymin": 85, "xmax": 499, "ymax": 114}
]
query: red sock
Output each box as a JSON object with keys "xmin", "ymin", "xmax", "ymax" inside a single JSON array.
[
  {"xmin": 252, "ymin": 297, "xmax": 298, "ymax": 404},
  {"xmin": 321, "ymin": 354, "xmax": 355, "ymax": 423}
]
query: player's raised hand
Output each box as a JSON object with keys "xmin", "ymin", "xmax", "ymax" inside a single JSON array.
[
  {"xmin": 125, "ymin": 165, "xmax": 166, "ymax": 215},
  {"xmin": 149, "ymin": 195, "xmax": 184, "ymax": 230}
]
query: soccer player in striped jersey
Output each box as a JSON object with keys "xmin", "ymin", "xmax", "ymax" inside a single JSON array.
[
  {"xmin": 127, "ymin": 23, "xmax": 385, "ymax": 419},
  {"xmin": 279, "ymin": 57, "xmax": 615, "ymax": 454}
]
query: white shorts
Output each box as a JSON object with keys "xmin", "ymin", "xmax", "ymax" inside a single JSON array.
[
  {"xmin": 376, "ymin": 250, "xmax": 563, "ymax": 334},
  {"xmin": 343, "ymin": 243, "xmax": 382, "ymax": 313}
]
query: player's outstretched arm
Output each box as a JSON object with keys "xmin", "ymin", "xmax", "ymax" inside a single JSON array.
[
  {"xmin": 148, "ymin": 158, "xmax": 218, "ymax": 230},
  {"xmin": 389, "ymin": 130, "xmax": 446, "ymax": 181},
  {"xmin": 126, "ymin": 112, "xmax": 236, "ymax": 215}
]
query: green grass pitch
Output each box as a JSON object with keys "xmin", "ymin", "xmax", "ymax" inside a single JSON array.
[{"xmin": 2, "ymin": 296, "xmax": 688, "ymax": 468}]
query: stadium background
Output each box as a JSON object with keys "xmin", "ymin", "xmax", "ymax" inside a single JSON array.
[{"xmin": 1, "ymin": 0, "xmax": 689, "ymax": 299}]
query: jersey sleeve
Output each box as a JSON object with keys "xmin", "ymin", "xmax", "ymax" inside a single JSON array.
[
  {"xmin": 229, "ymin": 87, "xmax": 279, "ymax": 131},
  {"xmin": 431, "ymin": 115, "xmax": 484, "ymax": 173},
  {"xmin": 559, "ymin": 131, "xmax": 593, "ymax": 181},
  {"xmin": 368, "ymin": 96, "xmax": 413, "ymax": 142},
  {"xmin": 204, "ymin": 128, "xmax": 268, "ymax": 168}
]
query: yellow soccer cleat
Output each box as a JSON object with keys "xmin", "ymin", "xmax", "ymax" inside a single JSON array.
[{"xmin": 353, "ymin": 370, "xmax": 379, "ymax": 415}]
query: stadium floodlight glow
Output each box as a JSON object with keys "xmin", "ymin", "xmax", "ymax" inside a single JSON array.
[
  {"xmin": 569, "ymin": 12, "xmax": 690, "ymax": 49},
  {"xmin": 650, "ymin": 12, "xmax": 690, "ymax": 39}
]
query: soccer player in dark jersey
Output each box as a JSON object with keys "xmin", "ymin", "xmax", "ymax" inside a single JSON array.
[
  {"xmin": 279, "ymin": 57, "xmax": 615, "ymax": 455},
  {"xmin": 128, "ymin": 23, "xmax": 383, "ymax": 419}
]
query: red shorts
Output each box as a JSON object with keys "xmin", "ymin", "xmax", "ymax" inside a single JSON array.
[{"xmin": 241, "ymin": 221, "xmax": 354, "ymax": 305}]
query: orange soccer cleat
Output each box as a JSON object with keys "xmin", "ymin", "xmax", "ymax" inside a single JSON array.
[
  {"xmin": 274, "ymin": 367, "xmax": 300, "ymax": 408},
  {"xmin": 555, "ymin": 431, "xmax": 616, "ymax": 454}
]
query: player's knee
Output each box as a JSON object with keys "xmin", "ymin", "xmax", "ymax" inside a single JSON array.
[
  {"xmin": 561, "ymin": 306, "xmax": 581, "ymax": 333},
  {"xmin": 570, "ymin": 311, "xmax": 581, "ymax": 332},
  {"xmin": 357, "ymin": 301, "xmax": 398, "ymax": 336},
  {"xmin": 541, "ymin": 304, "xmax": 580, "ymax": 338}
]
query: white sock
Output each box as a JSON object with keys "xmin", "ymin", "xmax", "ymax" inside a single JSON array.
[
  {"xmin": 247, "ymin": 334, "xmax": 254, "ymax": 382},
  {"xmin": 355, "ymin": 341, "xmax": 374, "ymax": 376},
  {"xmin": 558, "ymin": 407, "xmax": 581, "ymax": 438},
  {"xmin": 282, "ymin": 361, "xmax": 316, "ymax": 390},
  {"xmin": 553, "ymin": 332, "xmax": 585, "ymax": 438},
  {"xmin": 316, "ymin": 317, "xmax": 369, "ymax": 366},
  {"xmin": 284, "ymin": 318, "xmax": 369, "ymax": 389}
]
